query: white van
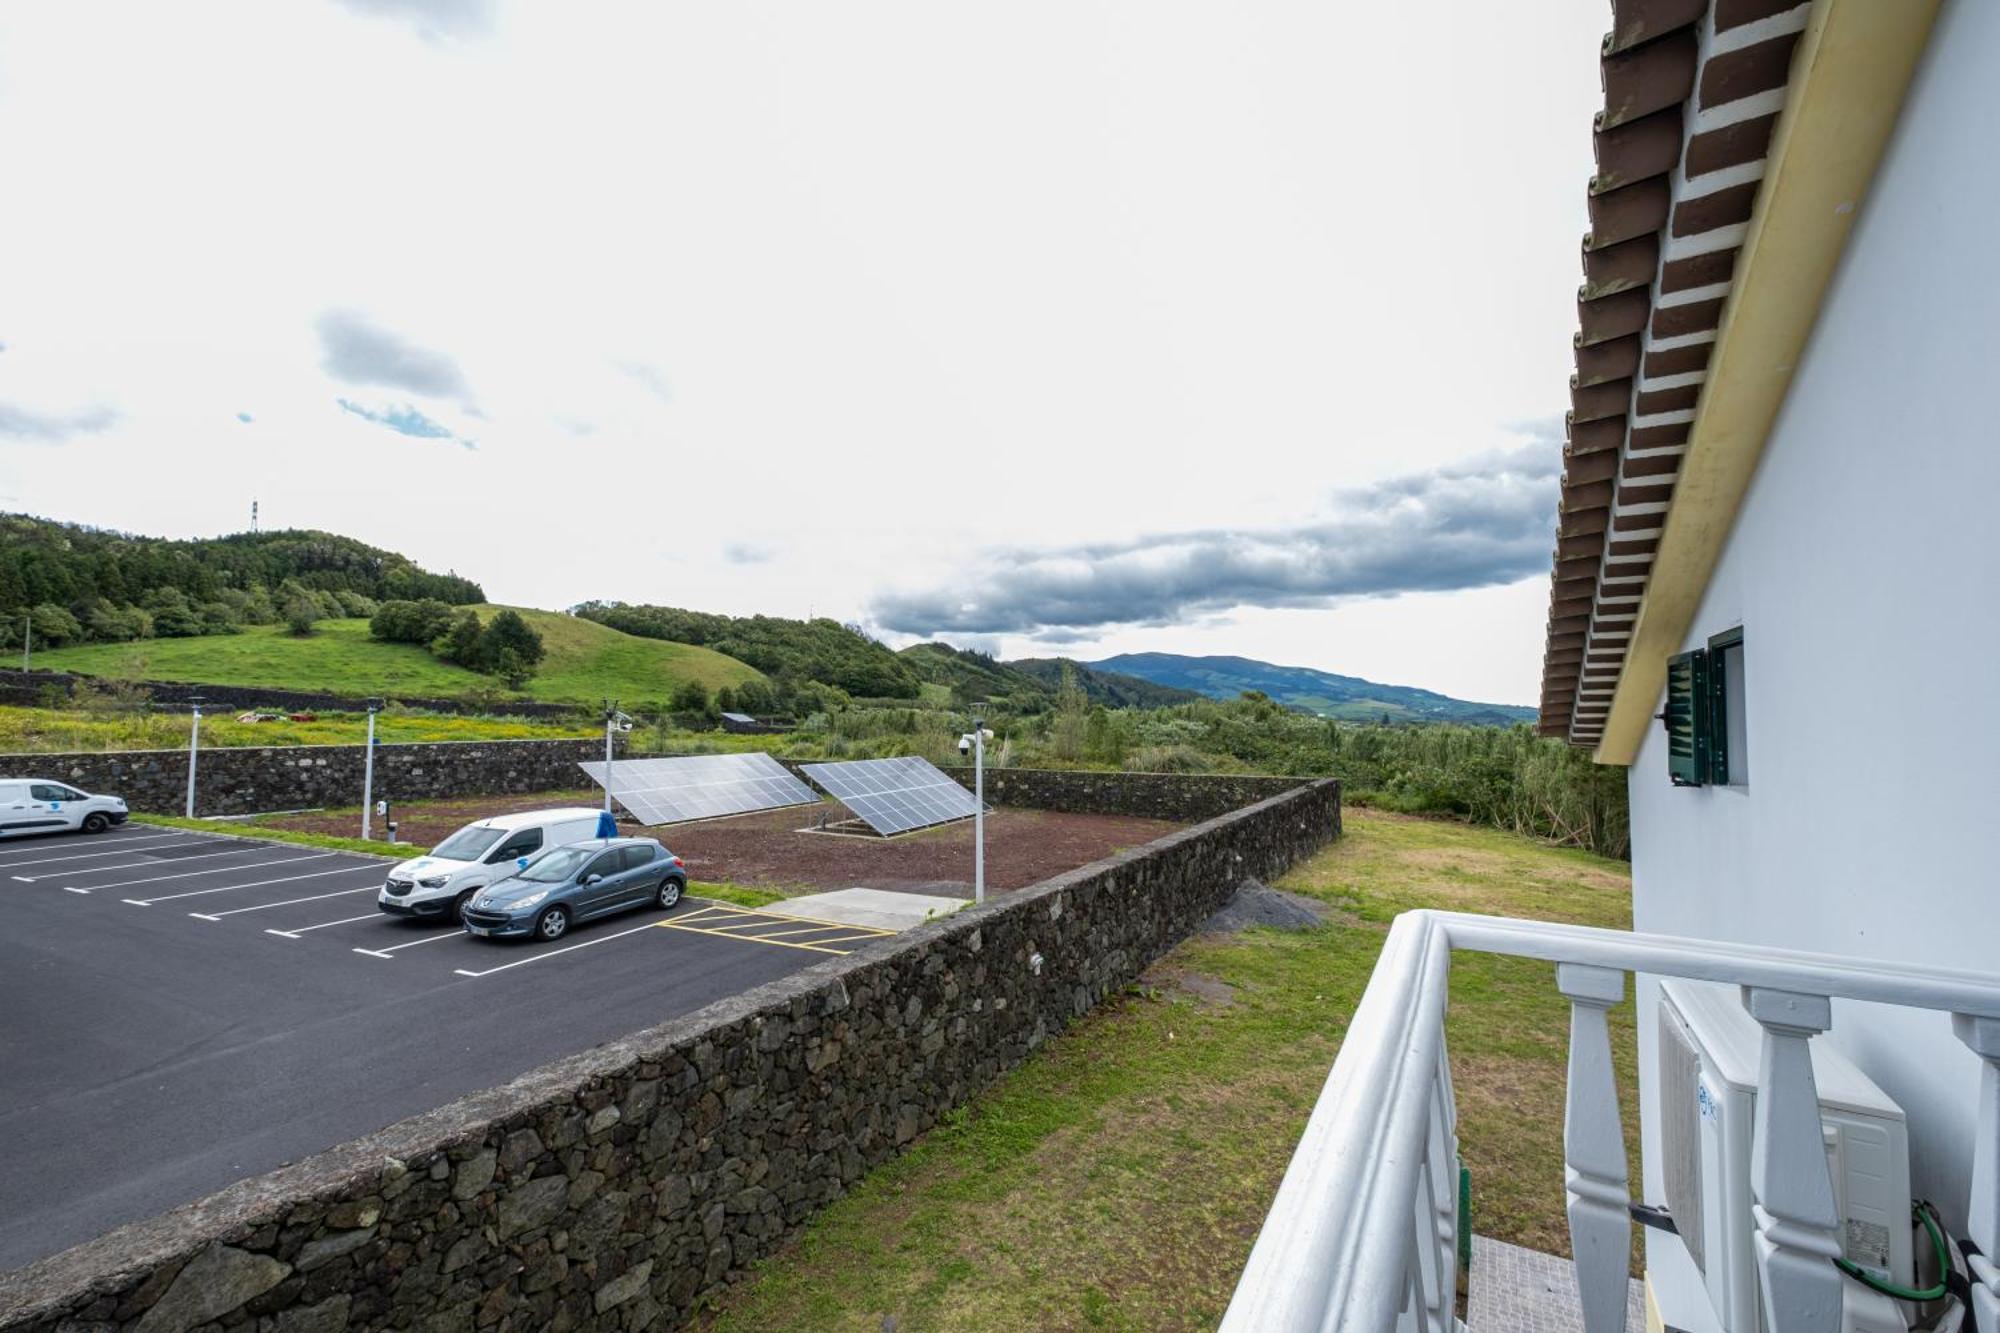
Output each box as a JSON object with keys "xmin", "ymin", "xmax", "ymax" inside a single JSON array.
[
  {"xmin": 378, "ymin": 807, "xmax": 612, "ymax": 922},
  {"xmin": 0, "ymin": 779, "xmax": 129, "ymax": 838}
]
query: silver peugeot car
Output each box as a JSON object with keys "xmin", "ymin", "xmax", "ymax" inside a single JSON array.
[{"xmin": 459, "ymin": 837, "xmax": 686, "ymax": 942}]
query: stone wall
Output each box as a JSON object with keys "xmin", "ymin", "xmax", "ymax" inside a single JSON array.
[
  {"xmin": 0, "ymin": 778, "xmax": 1341, "ymax": 1333},
  {"xmin": 0, "ymin": 669, "xmax": 583, "ymax": 721},
  {"xmin": 942, "ymin": 766, "xmax": 1314, "ymax": 823},
  {"xmin": 6, "ymin": 739, "xmax": 616, "ymax": 817}
]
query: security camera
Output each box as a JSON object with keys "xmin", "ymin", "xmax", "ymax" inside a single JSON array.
[{"xmin": 958, "ymin": 736, "xmax": 972, "ymax": 755}]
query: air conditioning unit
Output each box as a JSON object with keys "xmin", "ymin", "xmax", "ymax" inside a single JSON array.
[{"xmin": 1657, "ymin": 979, "xmax": 1911, "ymax": 1333}]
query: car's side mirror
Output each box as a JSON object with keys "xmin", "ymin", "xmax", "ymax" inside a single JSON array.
[{"xmin": 581, "ymin": 874, "xmax": 603, "ymax": 887}]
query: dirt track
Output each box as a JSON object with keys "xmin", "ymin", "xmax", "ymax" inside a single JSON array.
[{"xmin": 264, "ymin": 789, "xmax": 1183, "ymax": 897}]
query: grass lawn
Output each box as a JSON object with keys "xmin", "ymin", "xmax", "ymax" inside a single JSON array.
[
  {"xmin": 0, "ymin": 704, "xmax": 591, "ymax": 753},
  {"xmin": 26, "ymin": 606, "xmax": 763, "ymax": 707},
  {"xmin": 695, "ymin": 807, "xmax": 1638, "ymax": 1333}
]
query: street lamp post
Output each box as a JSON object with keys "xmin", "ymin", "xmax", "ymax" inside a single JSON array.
[
  {"xmin": 959, "ymin": 716, "xmax": 994, "ymax": 905},
  {"xmin": 600, "ymin": 696, "xmax": 616, "ymax": 808},
  {"xmin": 185, "ymin": 696, "xmax": 204, "ymax": 819},
  {"xmin": 361, "ymin": 698, "xmax": 382, "ymax": 840}
]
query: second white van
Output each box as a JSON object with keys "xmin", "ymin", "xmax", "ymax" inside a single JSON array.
[{"xmin": 378, "ymin": 807, "xmax": 613, "ymax": 922}]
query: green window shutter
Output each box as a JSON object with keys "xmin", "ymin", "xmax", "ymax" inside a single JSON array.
[{"xmin": 1664, "ymin": 649, "xmax": 1710, "ymax": 787}]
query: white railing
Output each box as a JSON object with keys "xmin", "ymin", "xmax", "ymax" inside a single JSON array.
[{"xmin": 1219, "ymin": 911, "xmax": 2000, "ymax": 1333}]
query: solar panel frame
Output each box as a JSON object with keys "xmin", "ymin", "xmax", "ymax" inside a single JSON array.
[
  {"xmin": 578, "ymin": 753, "xmax": 821, "ymax": 827},
  {"xmin": 799, "ymin": 756, "xmax": 984, "ymax": 837}
]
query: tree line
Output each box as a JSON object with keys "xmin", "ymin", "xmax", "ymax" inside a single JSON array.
[{"xmin": 0, "ymin": 514, "xmax": 482, "ymax": 650}]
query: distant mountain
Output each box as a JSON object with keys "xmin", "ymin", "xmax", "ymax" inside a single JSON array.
[
  {"xmin": 1087, "ymin": 652, "xmax": 1536, "ymax": 725},
  {"xmin": 1008, "ymin": 657, "xmax": 1206, "ymax": 709}
]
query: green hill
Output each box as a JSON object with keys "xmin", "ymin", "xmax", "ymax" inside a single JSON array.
[
  {"xmin": 897, "ymin": 643, "xmax": 1050, "ymax": 705},
  {"xmin": 0, "ymin": 511, "xmax": 482, "ymax": 615},
  {"xmin": 30, "ymin": 606, "xmax": 763, "ymax": 708},
  {"xmin": 573, "ymin": 602, "xmax": 919, "ymax": 698}
]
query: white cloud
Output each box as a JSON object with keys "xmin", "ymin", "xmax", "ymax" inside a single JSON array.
[{"xmin": 0, "ymin": 0, "xmax": 1605, "ymax": 705}]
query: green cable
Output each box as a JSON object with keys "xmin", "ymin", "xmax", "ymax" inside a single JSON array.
[{"xmin": 1832, "ymin": 1201, "xmax": 1949, "ymax": 1303}]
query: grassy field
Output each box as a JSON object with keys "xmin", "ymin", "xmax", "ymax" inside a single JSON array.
[
  {"xmin": 0, "ymin": 704, "xmax": 590, "ymax": 753},
  {"xmin": 26, "ymin": 606, "xmax": 763, "ymax": 706},
  {"xmin": 695, "ymin": 808, "xmax": 1638, "ymax": 1333}
]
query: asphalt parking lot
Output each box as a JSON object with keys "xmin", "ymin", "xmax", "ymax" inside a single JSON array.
[{"xmin": 0, "ymin": 824, "xmax": 886, "ymax": 1277}]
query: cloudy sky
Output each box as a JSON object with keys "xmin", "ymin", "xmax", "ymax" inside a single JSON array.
[{"xmin": 0, "ymin": 0, "xmax": 1603, "ymax": 706}]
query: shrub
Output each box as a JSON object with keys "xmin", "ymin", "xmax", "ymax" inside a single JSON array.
[
  {"xmin": 476, "ymin": 609, "xmax": 544, "ymax": 677},
  {"xmin": 282, "ymin": 595, "xmax": 321, "ymax": 637},
  {"xmin": 371, "ymin": 598, "xmax": 458, "ymax": 645},
  {"xmin": 670, "ymin": 678, "xmax": 712, "ymax": 717},
  {"xmin": 198, "ymin": 601, "xmax": 242, "ymax": 635},
  {"xmin": 435, "ymin": 610, "xmax": 485, "ymax": 667},
  {"xmin": 333, "ymin": 590, "xmax": 378, "ymax": 618},
  {"xmin": 28, "ymin": 603, "xmax": 83, "ymax": 646}
]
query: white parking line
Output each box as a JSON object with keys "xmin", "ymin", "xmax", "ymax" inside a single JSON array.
[
  {"xmin": 121, "ymin": 861, "xmax": 372, "ymax": 905},
  {"xmin": 0, "ymin": 835, "xmax": 204, "ymax": 869},
  {"xmin": 62, "ymin": 886, "xmax": 93, "ymax": 895},
  {"xmin": 451, "ymin": 921, "xmax": 663, "ymax": 978},
  {"xmin": 38, "ymin": 845, "xmax": 304, "ymax": 884},
  {"xmin": 264, "ymin": 911, "xmax": 380, "ymax": 939},
  {"xmin": 194, "ymin": 883, "xmax": 381, "ymax": 918},
  {"xmin": 351, "ymin": 930, "xmax": 462, "ymax": 958}
]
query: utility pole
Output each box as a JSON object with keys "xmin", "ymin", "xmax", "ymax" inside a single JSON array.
[
  {"xmin": 20, "ymin": 612, "xmax": 28, "ymax": 674},
  {"xmin": 185, "ymin": 696, "xmax": 204, "ymax": 819},
  {"xmin": 973, "ymin": 717, "xmax": 986, "ymax": 904},
  {"xmin": 361, "ymin": 698, "xmax": 381, "ymax": 839}
]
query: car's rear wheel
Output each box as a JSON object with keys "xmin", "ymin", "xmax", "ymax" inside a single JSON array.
[
  {"xmin": 657, "ymin": 877, "xmax": 683, "ymax": 910},
  {"xmin": 534, "ymin": 905, "xmax": 570, "ymax": 942},
  {"xmin": 81, "ymin": 812, "xmax": 110, "ymax": 834}
]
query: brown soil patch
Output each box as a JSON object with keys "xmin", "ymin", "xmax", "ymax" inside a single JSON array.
[{"xmin": 264, "ymin": 789, "xmax": 1183, "ymax": 896}]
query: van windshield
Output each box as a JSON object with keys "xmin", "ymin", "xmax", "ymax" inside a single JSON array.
[
  {"xmin": 519, "ymin": 847, "xmax": 594, "ymax": 883},
  {"xmin": 431, "ymin": 824, "xmax": 506, "ymax": 861}
]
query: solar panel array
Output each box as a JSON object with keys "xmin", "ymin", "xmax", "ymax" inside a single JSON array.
[
  {"xmin": 578, "ymin": 753, "xmax": 820, "ymax": 826},
  {"xmin": 799, "ymin": 756, "xmax": 983, "ymax": 836}
]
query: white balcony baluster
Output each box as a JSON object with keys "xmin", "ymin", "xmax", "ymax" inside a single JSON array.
[
  {"xmin": 1742, "ymin": 987, "xmax": 1842, "ymax": 1333},
  {"xmin": 1955, "ymin": 1012, "xmax": 2000, "ymax": 1331},
  {"xmin": 1219, "ymin": 911, "xmax": 2000, "ymax": 1333},
  {"xmin": 1559, "ymin": 962, "xmax": 1631, "ymax": 1333},
  {"xmin": 1428, "ymin": 1044, "xmax": 1460, "ymax": 1324}
]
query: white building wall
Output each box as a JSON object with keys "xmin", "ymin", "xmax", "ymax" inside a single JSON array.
[{"xmin": 1629, "ymin": 1, "xmax": 2000, "ymax": 1325}]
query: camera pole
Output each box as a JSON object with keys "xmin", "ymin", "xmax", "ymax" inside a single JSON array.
[{"xmin": 973, "ymin": 716, "xmax": 985, "ymax": 904}]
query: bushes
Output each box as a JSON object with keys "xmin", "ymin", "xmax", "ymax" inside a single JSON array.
[
  {"xmin": 371, "ymin": 598, "xmax": 458, "ymax": 645},
  {"xmin": 373, "ymin": 601, "xmax": 546, "ymax": 688}
]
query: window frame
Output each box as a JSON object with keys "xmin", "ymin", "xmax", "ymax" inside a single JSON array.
[{"xmin": 1706, "ymin": 627, "xmax": 1745, "ymax": 787}]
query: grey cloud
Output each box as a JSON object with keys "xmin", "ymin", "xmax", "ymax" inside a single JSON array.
[
  {"xmin": 0, "ymin": 401, "xmax": 118, "ymax": 443},
  {"xmin": 337, "ymin": 397, "xmax": 476, "ymax": 450},
  {"xmin": 871, "ymin": 443, "xmax": 1560, "ymax": 636},
  {"xmin": 316, "ymin": 310, "xmax": 473, "ymax": 403},
  {"xmin": 615, "ymin": 360, "xmax": 672, "ymax": 404},
  {"xmin": 329, "ymin": 0, "xmax": 496, "ymax": 39},
  {"xmin": 722, "ymin": 541, "xmax": 776, "ymax": 565}
]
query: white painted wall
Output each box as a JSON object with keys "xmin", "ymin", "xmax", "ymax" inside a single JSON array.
[{"xmin": 1630, "ymin": 2, "xmax": 2000, "ymax": 1326}]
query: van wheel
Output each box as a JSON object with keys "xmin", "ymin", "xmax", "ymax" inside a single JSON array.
[
  {"xmin": 81, "ymin": 813, "xmax": 110, "ymax": 834},
  {"xmin": 451, "ymin": 890, "xmax": 475, "ymax": 923},
  {"xmin": 657, "ymin": 877, "xmax": 683, "ymax": 910},
  {"xmin": 534, "ymin": 906, "xmax": 570, "ymax": 942}
]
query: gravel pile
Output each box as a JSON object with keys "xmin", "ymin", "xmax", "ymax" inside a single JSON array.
[{"xmin": 1200, "ymin": 877, "xmax": 1326, "ymax": 933}]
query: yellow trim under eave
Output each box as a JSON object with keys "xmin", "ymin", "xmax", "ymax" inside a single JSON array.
[{"xmin": 1593, "ymin": 0, "xmax": 1942, "ymax": 765}]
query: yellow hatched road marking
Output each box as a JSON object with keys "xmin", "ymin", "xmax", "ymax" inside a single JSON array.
[{"xmin": 653, "ymin": 900, "xmax": 899, "ymax": 955}]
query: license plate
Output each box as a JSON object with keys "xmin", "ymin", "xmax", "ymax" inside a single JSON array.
[{"xmin": 465, "ymin": 923, "xmax": 494, "ymax": 936}]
